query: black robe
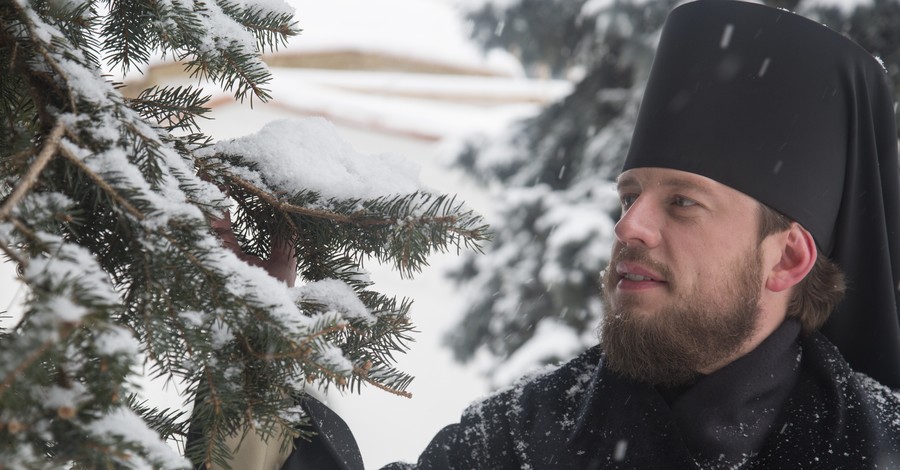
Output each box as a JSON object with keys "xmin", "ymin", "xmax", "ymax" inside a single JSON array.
[{"xmin": 280, "ymin": 326, "xmax": 900, "ymax": 469}]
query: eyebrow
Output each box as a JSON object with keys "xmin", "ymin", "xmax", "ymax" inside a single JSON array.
[
  {"xmin": 616, "ymin": 174, "xmax": 715, "ymax": 198},
  {"xmin": 615, "ymin": 174, "xmax": 639, "ymax": 190}
]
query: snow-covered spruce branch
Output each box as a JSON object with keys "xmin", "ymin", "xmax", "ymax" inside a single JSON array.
[
  {"xmin": 178, "ymin": 0, "xmax": 297, "ymax": 103},
  {"xmin": 226, "ymin": 169, "xmax": 484, "ymax": 231},
  {"xmin": 6, "ymin": 126, "xmax": 224, "ymax": 295},
  {"xmin": 201, "ymin": 166, "xmax": 489, "ymax": 278},
  {"xmin": 0, "ymin": 121, "xmax": 65, "ymax": 221},
  {"xmin": 127, "ymin": 86, "xmax": 212, "ymax": 132},
  {"xmin": 0, "ymin": 329, "xmax": 65, "ymax": 401},
  {"xmin": 217, "ymin": 0, "xmax": 296, "ymax": 54},
  {"xmin": 235, "ymin": 323, "xmax": 347, "ymax": 363},
  {"xmin": 194, "ymin": 42, "xmax": 273, "ymax": 103},
  {"xmin": 56, "ymin": 138, "xmax": 146, "ymax": 220},
  {"xmin": 5, "ymin": 1, "xmax": 83, "ymax": 115},
  {"xmin": 352, "ymin": 364, "xmax": 413, "ymax": 399},
  {"xmin": 1, "ymin": 1, "xmax": 488, "ymax": 468},
  {"xmin": 0, "ymin": 231, "xmax": 26, "ymax": 269},
  {"xmin": 246, "ymin": 323, "xmax": 412, "ymax": 398}
]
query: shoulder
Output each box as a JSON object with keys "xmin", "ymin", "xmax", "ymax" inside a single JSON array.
[
  {"xmin": 800, "ymin": 332, "xmax": 900, "ymax": 433},
  {"xmin": 803, "ymin": 332, "xmax": 900, "ymax": 396},
  {"xmin": 849, "ymin": 372, "xmax": 900, "ymax": 423},
  {"xmin": 464, "ymin": 345, "xmax": 602, "ymax": 418},
  {"xmin": 749, "ymin": 332, "xmax": 900, "ymax": 468},
  {"xmin": 452, "ymin": 346, "xmax": 602, "ymax": 466}
]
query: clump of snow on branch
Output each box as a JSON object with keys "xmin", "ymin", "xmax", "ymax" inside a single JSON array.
[
  {"xmin": 238, "ymin": 0, "xmax": 295, "ymax": 16},
  {"xmin": 23, "ymin": 234, "xmax": 120, "ymax": 310},
  {"xmin": 319, "ymin": 343, "xmax": 355, "ymax": 376},
  {"xmin": 196, "ymin": 1, "xmax": 262, "ymax": 53},
  {"xmin": 86, "ymin": 406, "xmax": 191, "ymax": 468},
  {"xmin": 294, "ymin": 279, "xmax": 375, "ymax": 324},
  {"xmin": 209, "ymin": 117, "xmax": 423, "ymax": 200},
  {"xmin": 94, "ymin": 325, "xmax": 142, "ymax": 356},
  {"xmin": 39, "ymin": 382, "xmax": 89, "ymax": 414}
]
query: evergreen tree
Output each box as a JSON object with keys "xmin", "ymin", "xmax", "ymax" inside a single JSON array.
[
  {"xmin": 801, "ymin": 0, "xmax": 900, "ymax": 114},
  {"xmin": 0, "ymin": 0, "xmax": 486, "ymax": 468},
  {"xmin": 446, "ymin": 0, "xmax": 900, "ymax": 384},
  {"xmin": 445, "ymin": 0, "xmax": 675, "ymax": 382}
]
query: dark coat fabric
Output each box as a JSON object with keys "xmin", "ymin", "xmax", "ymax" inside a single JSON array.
[
  {"xmin": 375, "ymin": 332, "xmax": 900, "ymax": 470},
  {"xmin": 281, "ymin": 396, "xmax": 364, "ymax": 470}
]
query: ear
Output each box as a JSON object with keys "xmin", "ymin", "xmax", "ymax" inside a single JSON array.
[{"xmin": 765, "ymin": 223, "xmax": 816, "ymax": 293}]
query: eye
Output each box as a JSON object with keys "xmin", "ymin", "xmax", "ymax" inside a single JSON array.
[
  {"xmin": 620, "ymin": 193, "xmax": 638, "ymax": 210},
  {"xmin": 672, "ymin": 196, "xmax": 698, "ymax": 208}
]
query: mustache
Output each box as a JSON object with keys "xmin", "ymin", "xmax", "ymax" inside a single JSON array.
[{"xmin": 608, "ymin": 246, "xmax": 673, "ymax": 282}]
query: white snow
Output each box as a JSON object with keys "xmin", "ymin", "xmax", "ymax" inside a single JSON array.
[
  {"xmin": 320, "ymin": 343, "xmax": 354, "ymax": 375},
  {"xmin": 720, "ymin": 24, "xmax": 735, "ymax": 49},
  {"xmin": 58, "ymin": 56, "xmax": 116, "ymax": 103},
  {"xmin": 208, "ymin": 244, "xmax": 313, "ymax": 335},
  {"xmin": 234, "ymin": 0, "xmax": 294, "ymax": 17},
  {"xmin": 95, "ymin": 325, "xmax": 141, "ymax": 356},
  {"xmin": 458, "ymin": 121, "xmax": 531, "ymax": 174},
  {"xmin": 178, "ymin": 310, "xmax": 205, "ymax": 328},
  {"xmin": 294, "ymin": 278, "xmax": 374, "ymax": 323},
  {"xmin": 196, "ymin": 0, "xmax": 259, "ymax": 54},
  {"xmin": 209, "ymin": 117, "xmax": 423, "ymax": 200},
  {"xmin": 57, "ymin": 109, "xmax": 211, "ymax": 233},
  {"xmin": 40, "ymin": 382, "xmax": 89, "ymax": 411},
  {"xmin": 758, "ymin": 57, "xmax": 771, "ymax": 77},
  {"xmin": 23, "ymin": 234, "xmax": 120, "ymax": 307},
  {"xmin": 536, "ymin": 192, "xmax": 617, "ymax": 285},
  {"xmin": 87, "ymin": 406, "xmax": 191, "ymax": 469},
  {"xmin": 20, "ymin": 3, "xmax": 56, "ymax": 43},
  {"xmin": 43, "ymin": 295, "xmax": 88, "ymax": 323},
  {"xmin": 12, "ymin": 192, "xmax": 74, "ymax": 218},
  {"xmin": 209, "ymin": 317, "xmax": 235, "ymax": 349},
  {"xmin": 613, "ymin": 439, "xmax": 628, "ymax": 462},
  {"xmin": 581, "ymin": 0, "xmax": 615, "ymax": 18}
]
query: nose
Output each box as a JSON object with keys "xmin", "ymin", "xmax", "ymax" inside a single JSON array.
[{"xmin": 614, "ymin": 197, "xmax": 662, "ymax": 248}]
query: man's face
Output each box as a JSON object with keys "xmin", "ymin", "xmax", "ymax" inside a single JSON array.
[{"xmin": 600, "ymin": 167, "xmax": 767, "ymax": 385}]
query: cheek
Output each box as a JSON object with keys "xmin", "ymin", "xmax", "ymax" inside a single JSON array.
[
  {"xmin": 665, "ymin": 233, "xmax": 741, "ymax": 279},
  {"xmin": 688, "ymin": 219, "xmax": 755, "ymax": 254}
]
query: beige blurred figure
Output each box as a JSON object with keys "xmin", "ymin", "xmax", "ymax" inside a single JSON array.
[{"xmin": 210, "ymin": 209, "xmax": 298, "ymax": 470}]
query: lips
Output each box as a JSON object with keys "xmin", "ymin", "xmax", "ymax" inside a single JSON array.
[{"xmin": 615, "ymin": 261, "xmax": 668, "ymax": 290}]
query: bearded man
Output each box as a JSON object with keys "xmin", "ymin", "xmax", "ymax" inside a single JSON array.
[
  {"xmin": 378, "ymin": 1, "xmax": 900, "ymax": 467},
  {"xmin": 201, "ymin": 0, "xmax": 900, "ymax": 468}
]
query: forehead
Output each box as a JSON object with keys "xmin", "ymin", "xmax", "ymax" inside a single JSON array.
[{"xmin": 617, "ymin": 167, "xmax": 757, "ymax": 203}]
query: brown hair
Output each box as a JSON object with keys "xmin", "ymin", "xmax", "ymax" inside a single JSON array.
[{"xmin": 757, "ymin": 204, "xmax": 845, "ymax": 332}]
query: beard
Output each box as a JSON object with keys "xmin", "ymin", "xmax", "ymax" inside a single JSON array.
[{"xmin": 600, "ymin": 245, "xmax": 763, "ymax": 386}]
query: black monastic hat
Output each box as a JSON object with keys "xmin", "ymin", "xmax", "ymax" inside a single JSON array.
[{"xmin": 623, "ymin": 0, "xmax": 900, "ymax": 388}]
